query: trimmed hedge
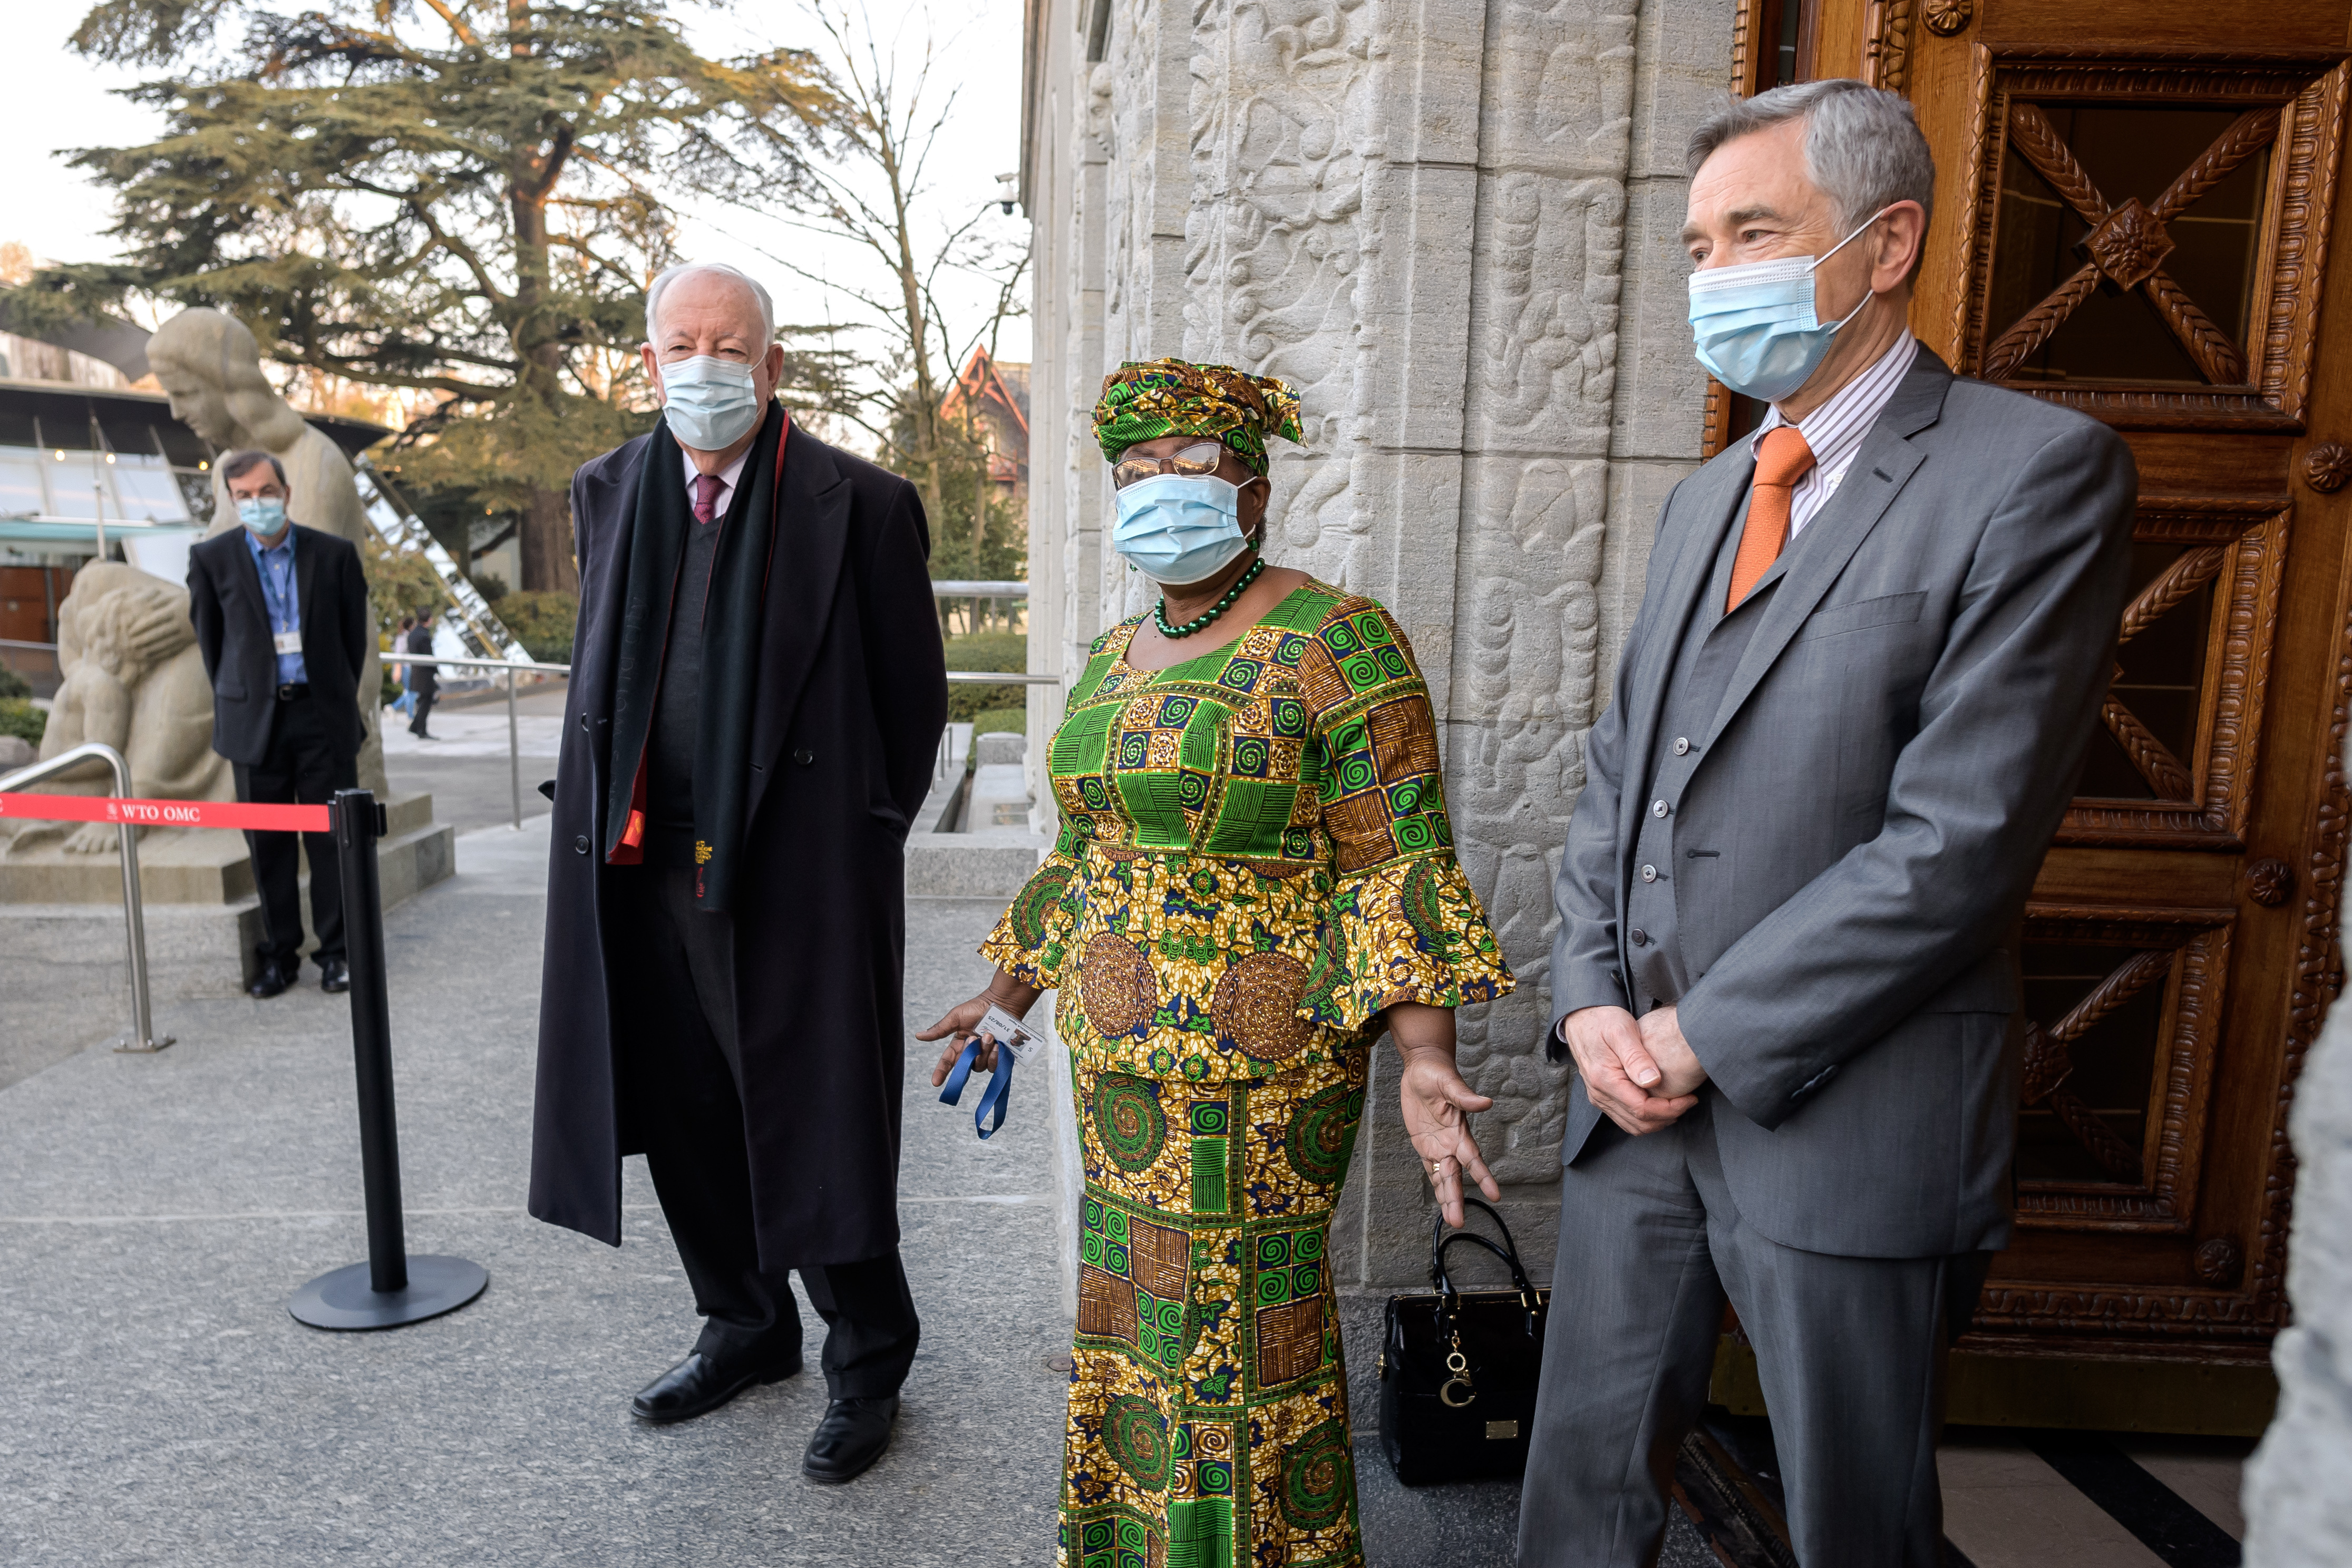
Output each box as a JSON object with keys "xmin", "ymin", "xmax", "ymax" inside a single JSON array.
[
  {"xmin": 499, "ymin": 590, "xmax": 580, "ymax": 664},
  {"xmin": 0, "ymin": 698, "xmax": 46, "ymax": 746},
  {"xmin": 944, "ymin": 631, "xmax": 1027, "ymax": 725}
]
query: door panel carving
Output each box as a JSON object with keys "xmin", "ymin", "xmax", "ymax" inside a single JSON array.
[
  {"xmin": 1986, "ymin": 102, "xmax": 2272, "ymax": 386},
  {"xmin": 2013, "ymin": 910, "xmax": 2234, "ymax": 1232},
  {"xmin": 1957, "ymin": 60, "xmax": 2348, "ymax": 427},
  {"xmin": 2060, "ymin": 499, "xmax": 2286, "ymax": 846}
]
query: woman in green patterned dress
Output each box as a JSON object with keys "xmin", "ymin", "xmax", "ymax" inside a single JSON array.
[{"xmin": 922, "ymin": 358, "xmax": 1513, "ymax": 1568}]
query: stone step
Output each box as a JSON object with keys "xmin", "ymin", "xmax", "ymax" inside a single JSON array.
[{"xmin": 904, "ymin": 829, "xmax": 1048, "ymax": 899}]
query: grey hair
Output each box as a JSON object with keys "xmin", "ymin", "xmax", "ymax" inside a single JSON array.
[
  {"xmin": 1687, "ymin": 80, "xmax": 1936, "ymax": 231},
  {"xmin": 644, "ymin": 262, "xmax": 776, "ymax": 349}
]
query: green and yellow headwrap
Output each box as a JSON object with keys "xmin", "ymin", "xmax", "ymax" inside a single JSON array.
[{"xmin": 1091, "ymin": 358, "xmax": 1304, "ymax": 477}]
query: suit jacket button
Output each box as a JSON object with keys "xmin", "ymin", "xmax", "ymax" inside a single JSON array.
[
  {"xmin": 1673, "ymin": 737, "xmax": 1691, "ymax": 756},
  {"xmin": 578, "ymin": 713, "xmax": 588, "ymax": 732},
  {"xmin": 793, "ymin": 747, "xmax": 815, "ymax": 766},
  {"xmin": 1651, "ymin": 798, "xmax": 1670, "ymax": 817},
  {"xmin": 1629, "ymin": 927, "xmax": 1649, "ymax": 947},
  {"xmin": 1640, "ymin": 864, "xmax": 1658, "ymax": 882},
  {"xmin": 574, "ymin": 835, "xmax": 590, "ymax": 855}
]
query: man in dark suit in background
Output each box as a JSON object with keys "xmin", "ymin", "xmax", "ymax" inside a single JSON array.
[
  {"xmin": 1520, "ymin": 81, "xmax": 2137, "ymax": 1565},
  {"xmin": 188, "ymin": 449, "xmax": 372, "ymax": 998}
]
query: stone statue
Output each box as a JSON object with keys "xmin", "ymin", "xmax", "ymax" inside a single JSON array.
[
  {"xmin": 147, "ymin": 306, "xmax": 389, "ymax": 795},
  {"xmin": 2, "ymin": 561, "xmax": 231, "ymax": 854}
]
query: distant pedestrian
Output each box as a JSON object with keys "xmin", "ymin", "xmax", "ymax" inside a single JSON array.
[
  {"xmin": 187, "ymin": 449, "xmax": 370, "ymax": 999},
  {"xmin": 390, "ymin": 615, "xmax": 417, "ymax": 719},
  {"xmin": 404, "ymin": 615, "xmax": 438, "ymax": 739}
]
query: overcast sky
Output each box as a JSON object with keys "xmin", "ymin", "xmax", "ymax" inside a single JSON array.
[{"xmin": 0, "ymin": 0, "xmax": 1033, "ymax": 376}]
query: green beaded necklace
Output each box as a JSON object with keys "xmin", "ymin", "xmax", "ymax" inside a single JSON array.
[{"xmin": 1155, "ymin": 554, "xmax": 1265, "ymax": 638}]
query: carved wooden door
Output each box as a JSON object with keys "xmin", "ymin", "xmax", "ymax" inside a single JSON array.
[{"xmin": 1857, "ymin": 2, "xmax": 2352, "ymax": 1376}]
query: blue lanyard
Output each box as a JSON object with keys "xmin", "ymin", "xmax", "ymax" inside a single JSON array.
[{"xmin": 937, "ymin": 1037, "xmax": 1012, "ymax": 1139}]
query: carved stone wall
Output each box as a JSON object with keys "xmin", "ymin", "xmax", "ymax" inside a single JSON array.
[{"xmin": 1024, "ymin": 0, "xmax": 1735, "ymax": 1343}]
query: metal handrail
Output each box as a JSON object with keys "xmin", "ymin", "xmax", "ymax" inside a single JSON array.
[
  {"xmin": 390, "ymin": 652, "xmax": 570, "ymax": 676},
  {"xmin": 0, "ymin": 741, "xmax": 171, "ymax": 1053},
  {"xmin": 387, "ymin": 653, "xmax": 566, "ymax": 831}
]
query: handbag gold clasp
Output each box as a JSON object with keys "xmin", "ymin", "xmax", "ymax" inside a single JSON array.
[{"xmin": 1439, "ymin": 1326, "xmax": 1476, "ymax": 1407}]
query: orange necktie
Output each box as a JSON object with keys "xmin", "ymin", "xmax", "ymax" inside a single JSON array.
[{"xmin": 1727, "ymin": 426, "xmax": 1816, "ymax": 610}]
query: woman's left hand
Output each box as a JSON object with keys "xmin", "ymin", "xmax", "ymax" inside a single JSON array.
[{"xmin": 1388, "ymin": 1002, "xmax": 1500, "ymax": 1228}]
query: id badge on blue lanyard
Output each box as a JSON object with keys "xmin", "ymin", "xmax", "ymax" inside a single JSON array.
[
  {"xmin": 263, "ymin": 557, "xmax": 298, "ymax": 647},
  {"xmin": 938, "ymin": 1004, "xmax": 1037, "ymax": 1140}
]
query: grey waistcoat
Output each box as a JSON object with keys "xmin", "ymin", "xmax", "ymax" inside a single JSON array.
[{"xmin": 1626, "ymin": 496, "xmax": 1773, "ymax": 1012}]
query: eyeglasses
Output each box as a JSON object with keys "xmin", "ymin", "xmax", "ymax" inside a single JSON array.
[{"xmin": 1112, "ymin": 441, "xmax": 1227, "ymax": 489}]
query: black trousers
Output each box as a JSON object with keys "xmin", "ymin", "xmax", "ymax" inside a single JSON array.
[
  {"xmin": 232, "ymin": 694, "xmax": 357, "ymax": 967},
  {"xmin": 407, "ymin": 684, "xmax": 436, "ymax": 736},
  {"xmin": 611, "ymin": 863, "xmax": 920, "ymax": 1400}
]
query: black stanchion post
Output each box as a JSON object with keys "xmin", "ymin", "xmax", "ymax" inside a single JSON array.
[
  {"xmin": 288, "ymin": 787, "xmax": 488, "ymax": 1331},
  {"xmin": 342, "ymin": 783, "xmax": 407, "ymax": 1293}
]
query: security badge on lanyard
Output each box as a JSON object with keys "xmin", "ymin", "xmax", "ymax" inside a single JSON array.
[
  {"xmin": 937, "ymin": 1004, "xmax": 1037, "ymax": 1140},
  {"xmin": 261, "ymin": 557, "xmax": 302, "ymax": 655}
]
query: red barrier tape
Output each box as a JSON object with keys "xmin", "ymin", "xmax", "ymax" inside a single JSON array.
[{"xmin": 0, "ymin": 792, "xmax": 333, "ymax": 833}]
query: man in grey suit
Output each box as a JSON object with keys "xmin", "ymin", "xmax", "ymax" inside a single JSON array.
[{"xmin": 1516, "ymin": 82, "xmax": 2136, "ymax": 1565}]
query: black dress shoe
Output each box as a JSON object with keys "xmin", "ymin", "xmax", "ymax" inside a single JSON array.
[
  {"xmin": 802, "ymin": 1395, "xmax": 899, "ymax": 1483},
  {"xmin": 630, "ymin": 1348, "xmax": 801, "ymax": 1424},
  {"xmin": 247, "ymin": 960, "xmax": 291, "ymax": 999},
  {"xmin": 319, "ymin": 958, "xmax": 351, "ymax": 994}
]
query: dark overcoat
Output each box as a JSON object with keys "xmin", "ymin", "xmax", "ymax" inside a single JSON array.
[{"xmin": 528, "ymin": 418, "xmax": 947, "ymax": 1267}]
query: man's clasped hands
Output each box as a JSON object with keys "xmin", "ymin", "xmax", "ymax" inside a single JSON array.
[{"xmin": 1560, "ymin": 1004, "xmax": 1708, "ymax": 1137}]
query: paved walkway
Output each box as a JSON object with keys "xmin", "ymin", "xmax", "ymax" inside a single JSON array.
[{"xmin": 0, "ymin": 815, "xmax": 1555, "ymax": 1566}]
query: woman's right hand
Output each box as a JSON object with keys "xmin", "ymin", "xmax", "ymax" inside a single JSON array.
[
  {"xmin": 918, "ymin": 970, "xmax": 1043, "ymax": 1087},
  {"xmin": 920, "ymin": 994, "xmax": 1000, "ymax": 1086}
]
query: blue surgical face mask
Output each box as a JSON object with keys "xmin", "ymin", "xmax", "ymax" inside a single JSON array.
[
  {"xmin": 659, "ymin": 354, "xmax": 765, "ymax": 451},
  {"xmin": 1112, "ymin": 473, "xmax": 1252, "ymax": 587},
  {"xmin": 1687, "ymin": 210, "xmax": 1885, "ymax": 404},
  {"xmin": 236, "ymin": 496, "xmax": 288, "ymax": 536}
]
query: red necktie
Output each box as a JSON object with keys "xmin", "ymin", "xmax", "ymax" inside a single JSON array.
[
  {"xmin": 692, "ymin": 473, "xmax": 725, "ymax": 524},
  {"xmin": 1727, "ymin": 426, "xmax": 1816, "ymax": 610}
]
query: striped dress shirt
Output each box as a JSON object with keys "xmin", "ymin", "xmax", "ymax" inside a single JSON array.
[{"xmin": 1751, "ymin": 331, "xmax": 1919, "ymax": 538}]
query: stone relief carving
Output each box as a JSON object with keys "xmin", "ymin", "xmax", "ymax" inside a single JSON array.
[
  {"xmin": 1489, "ymin": 0, "xmax": 1640, "ymax": 169},
  {"xmin": 1442, "ymin": 0, "xmax": 1643, "ymax": 1174},
  {"xmin": 1472, "ymin": 172, "xmax": 1626, "ymax": 453},
  {"xmin": 1446, "ymin": 457, "xmax": 1610, "ymax": 1178},
  {"xmin": 1069, "ymin": 0, "xmax": 1656, "ymax": 1182},
  {"xmin": 1182, "ymin": 0, "xmax": 1378, "ymax": 589}
]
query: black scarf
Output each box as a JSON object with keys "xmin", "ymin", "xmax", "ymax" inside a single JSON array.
[{"xmin": 602, "ymin": 404, "xmax": 785, "ymax": 912}]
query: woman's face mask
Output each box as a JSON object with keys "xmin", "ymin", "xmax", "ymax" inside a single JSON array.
[
  {"xmin": 658, "ymin": 354, "xmax": 765, "ymax": 451},
  {"xmin": 1112, "ymin": 473, "xmax": 1252, "ymax": 587},
  {"xmin": 1687, "ymin": 209, "xmax": 1886, "ymax": 404}
]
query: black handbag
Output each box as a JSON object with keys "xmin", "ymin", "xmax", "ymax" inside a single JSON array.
[{"xmin": 1376, "ymin": 1197, "xmax": 1550, "ymax": 1486}]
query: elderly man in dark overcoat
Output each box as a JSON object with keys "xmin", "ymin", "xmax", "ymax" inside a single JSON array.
[{"xmin": 529, "ymin": 260, "xmax": 947, "ymax": 1483}]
